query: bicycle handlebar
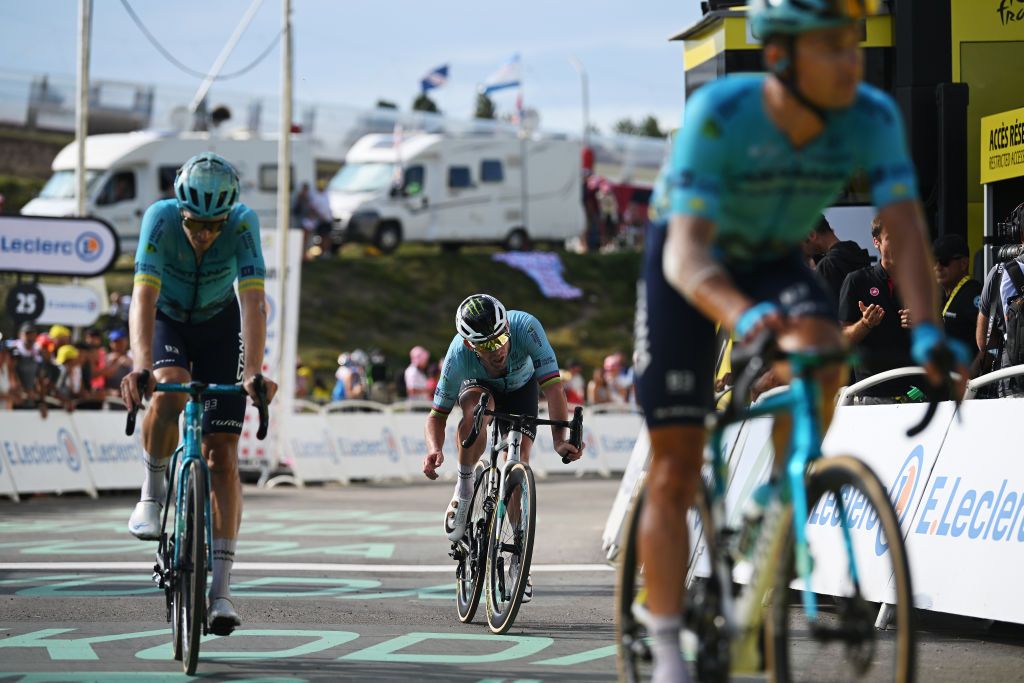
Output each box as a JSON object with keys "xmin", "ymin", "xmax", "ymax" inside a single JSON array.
[
  {"xmin": 125, "ymin": 372, "xmax": 271, "ymax": 441},
  {"xmin": 460, "ymin": 392, "xmax": 584, "ymax": 464}
]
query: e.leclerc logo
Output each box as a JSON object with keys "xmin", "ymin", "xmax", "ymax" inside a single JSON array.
[
  {"xmin": 75, "ymin": 232, "xmax": 103, "ymax": 262},
  {"xmin": 58, "ymin": 428, "xmax": 82, "ymax": 472}
]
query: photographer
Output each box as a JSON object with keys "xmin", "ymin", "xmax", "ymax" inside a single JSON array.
[{"xmin": 977, "ymin": 203, "xmax": 1024, "ymax": 396}]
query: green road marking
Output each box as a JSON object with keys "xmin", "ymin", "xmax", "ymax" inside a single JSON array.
[
  {"xmin": 0, "ymin": 521, "xmax": 121, "ymax": 535},
  {"xmin": 535, "ymin": 644, "xmax": 618, "ymax": 665},
  {"xmin": 0, "ymin": 629, "xmax": 166, "ymax": 660},
  {"xmin": 336, "ymin": 582, "xmax": 452, "ymax": 601},
  {"xmin": 16, "ymin": 541, "xmax": 148, "ymax": 556},
  {"xmin": 0, "ymin": 675, "xmax": 307, "ymax": 683},
  {"xmin": 0, "ymin": 574, "xmax": 88, "ymax": 586},
  {"xmin": 231, "ymin": 577, "xmax": 380, "ymax": 597},
  {"xmin": 259, "ymin": 510, "xmax": 434, "ymax": 523},
  {"xmin": 16, "ymin": 575, "xmax": 155, "ymax": 597},
  {"xmin": 266, "ymin": 543, "xmax": 395, "ymax": 558},
  {"xmin": 135, "ymin": 630, "xmax": 359, "ymax": 661},
  {"xmin": 341, "ymin": 632, "xmax": 553, "ymax": 664},
  {"xmin": 269, "ymin": 523, "xmax": 393, "ymax": 537}
]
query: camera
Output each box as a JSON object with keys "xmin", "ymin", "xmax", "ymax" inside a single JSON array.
[{"xmin": 992, "ymin": 203, "xmax": 1024, "ymax": 264}]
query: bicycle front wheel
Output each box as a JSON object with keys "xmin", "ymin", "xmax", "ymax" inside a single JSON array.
[
  {"xmin": 768, "ymin": 455, "xmax": 915, "ymax": 683},
  {"xmin": 456, "ymin": 460, "xmax": 493, "ymax": 623},
  {"xmin": 485, "ymin": 461, "xmax": 536, "ymax": 634},
  {"xmin": 178, "ymin": 460, "xmax": 208, "ymax": 675}
]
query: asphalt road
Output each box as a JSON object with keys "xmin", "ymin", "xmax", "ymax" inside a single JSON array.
[{"xmin": 0, "ymin": 477, "xmax": 1021, "ymax": 682}]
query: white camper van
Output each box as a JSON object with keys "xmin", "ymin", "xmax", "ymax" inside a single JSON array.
[
  {"xmin": 22, "ymin": 131, "xmax": 314, "ymax": 250},
  {"xmin": 327, "ymin": 133, "xmax": 584, "ymax": 253}
]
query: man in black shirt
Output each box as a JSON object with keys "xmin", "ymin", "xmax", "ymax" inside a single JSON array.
[
  {"xmin": 933, "ymin": 235, "xmax": 981, "ymax": 355},
  {"xmin": 804, "ymin": 214, "xmax": 871, "ymax": 304},
  {"xmin": 838, "ymin": 217, "xmax": 914, "ymax": 401}
]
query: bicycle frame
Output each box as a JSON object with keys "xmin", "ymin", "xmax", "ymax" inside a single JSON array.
[{"xmin": 485, "ymin": 419, "xmax": 526, "ymax": 522}]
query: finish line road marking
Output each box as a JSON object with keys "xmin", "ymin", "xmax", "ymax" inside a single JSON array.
[{"xmin": 0, "ymin": 562, "xmax": 613, "ymax": 573}]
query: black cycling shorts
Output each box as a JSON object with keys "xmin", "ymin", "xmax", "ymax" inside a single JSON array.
[
  {"xmin": 458, "ymin": 378, "xmax": 540, "ymax": 441},
  {"xmin": 634, "ymin": 225, "xmax": 835, "ymax": 428},
  {"xmin": 153, "ymin": 301, "xmax": 246, "ymax": 435}
]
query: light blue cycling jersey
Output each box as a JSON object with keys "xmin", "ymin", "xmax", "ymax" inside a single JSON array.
[
  {"xmin": 431, "ymin": 310, "xmax": 561, "ymax": 417},
  {"xmin": 663, "ymin": 73, "xmax": 918, "ymax": 262},
  {"xmin": 134, "ymin": 199, "xmax": 266, "ymax": 323}
]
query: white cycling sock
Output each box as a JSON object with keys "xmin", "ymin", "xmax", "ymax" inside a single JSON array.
[
  {"xmin": 456, "ymin": 462, "xmax": 475, "ymax": 499},
  {"xmin": 209, "ymin": 538, "xmax": 236, "ymax": 601},
  {"xmin": 140, "ymin": 451, "xmax": 169, "ymax": 503},
  {"xmin": 647, "ymin": 612, "xmax": 689, "ymax": 683}
]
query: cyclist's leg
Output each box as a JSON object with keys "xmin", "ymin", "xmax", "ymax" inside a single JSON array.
[{"xmin": 445, "ymin": 382, "xmax": 496, "ymax": 539}]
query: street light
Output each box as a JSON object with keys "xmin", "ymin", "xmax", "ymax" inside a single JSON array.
[{"xmin": 568, "ymin": 56, "xmax": 590, "ymax": 148}]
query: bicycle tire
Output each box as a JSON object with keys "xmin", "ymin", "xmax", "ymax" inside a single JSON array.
[
  {"xmin": 767, "ymin": 455, "xmax": 916, "ymax": 683},
  {"xmin": 165, "ymin": 465, "xmax": 183, "ymax": 662},
  {"xmin": 456, "ymin": 460, "xmax": 493, "ymax": 623},
  {"xmin": 485, "ymin": 461, "xmax": 536, "ymax": 634},
  {"xmin": 179, "ymin": 460, "xmax": 208, "ymax": 675},
  {"xmin": 615, "ymin": 480, "xmax": 725, "ymax": 683}
]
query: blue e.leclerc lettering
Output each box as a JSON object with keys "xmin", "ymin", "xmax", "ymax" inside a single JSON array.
[
  {"xmin": 913, "ymin": 474, "xmax": 1024, "ymax": 544},
  {"xmin": 0, "ymin": 236, "xmax": 74, "ymax": 256}
]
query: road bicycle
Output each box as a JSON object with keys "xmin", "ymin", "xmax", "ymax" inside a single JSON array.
[
  {"xmin": 127, "ymin": 371, "xmax": 269, "ymax": 675},
  {"xmin": 450, "ymin": 392, "xmax": 583, "ymax": 634},
  {"xmin": 615, "ymin": 336, "xmax": 953, "ymax": 682}
]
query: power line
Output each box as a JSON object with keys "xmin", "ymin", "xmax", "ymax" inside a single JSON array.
[{"xmin": 118, "ymin": 0, "xmax": 282, "ymax": 81}]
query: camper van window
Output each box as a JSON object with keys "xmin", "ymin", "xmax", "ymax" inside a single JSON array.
[
  {"xmin": 259, "ymin": 164, "xmax": 296, "ymax": 192},
  {"xmin": 448, "ymin": 166, "xmax": 473, "ymax": 190},
  {"xmin": 403, "ymin": 166, "xmax": 424, "ymax": 196},
  {"xmin": 329, "ymin": 163, "xmax": 396, "ymax": 194},
  {"xmin": 39, "ymin": 169, "xmax": 101, "ymax": 200},
  {"xmin": 96, "ymin": 171, "xmax": 136, "ymax": 206},
  {"xmin": 158, "ymin": 166, "xmax": 178, "ymax": 197},
  {"xmin": 480, "ymin": 160, "xmax": 503, "ymax": 183}
]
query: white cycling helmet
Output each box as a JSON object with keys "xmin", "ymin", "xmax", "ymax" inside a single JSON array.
[{"xmin": 455, "ymin": 294, "xmax": 508, "ymax": 345}]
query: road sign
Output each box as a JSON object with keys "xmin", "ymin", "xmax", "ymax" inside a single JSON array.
[
  {"xmin": 35, "ymin": 284, "xmax": 103, "ymax": 327},
  {"xmin": 0, "ymin": 215, "xmax": 119, "ymax": 276},
  {"xmin": 5, "ymin": 283, "xmax": 46, "ymax": 325}
]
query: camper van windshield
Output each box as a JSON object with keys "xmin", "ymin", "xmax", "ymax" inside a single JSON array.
[
  {"xmin": 39, "ymin": 170, "xmax": 103, "ymax": 200},
  {"xmin": 329, "ymin": 163, "xmax": 396, "ymax": 194}
]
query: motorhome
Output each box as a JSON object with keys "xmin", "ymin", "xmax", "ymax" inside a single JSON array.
[
  {"xmin": 327, "ymin": 132, "xmax": 584, "ymax": 253},
  {"xmin": 22, "ymin": 131, "xmax": 314, "ymax": 250}
]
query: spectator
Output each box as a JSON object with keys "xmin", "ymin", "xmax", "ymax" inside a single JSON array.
[
  {"xmin": 563, "ymin": 358, "xmax": 586, "ymax": 405},
  {"xmin": 602, "ymin": 353, "xmax": 633, "ymax": 404},
  {"xmin": 11, "ymin": 323, "xmax": 42, "ymax": 405},
  {"xmin": 932, "ymin": 235, "xmax": 981, "ymax": 355},
  {"xmin": 102, "ymin": 329, "xmax": 133, "ymax": 393},
  {"xmin": 54, "ymin": 344, "xmax": 83, "ymax": 405},
  {"xmin": 295, "ymin": 359, "xmax": 313, "ymax": 399},
  {"xmin": 85, "ymin": 328, "xmax": 108, "ymax": 394},
  {"xmin": 311, "ymin": 376, "xmax": 330, "ymax": 404},
  {"xmin": 0, "ymin": 337, "xmax": 20, "ymax": 409},
  {"xmin": 425, "ymin": 362, "xmax": 441, "ymax": 396},
  {"xmin": 310, "ymin": 179, "xmax": 334, "ymax": 259},
  {"xmin": 587, "ymin": 367, "xmax": 612, "ymax": 404},
  {"xmin": 332, "ymin": 353, "xmax": 365, "ymax": 401},
  {"xmin": 49, "ymin": 324, "xmax": 71, "ymax": 350},
  {"xmin": 367, "ymin": 349, "xmax": 389, "ymax": 402},
  {"xmin": 838, "ymin": 217, "xmax": 915, "ymax": 403},
  {"xmin": 803, "ymin": 214, "xmax": 871, "ymax": 303},
  {"xmin": 107, "ymin": 292, "xmax": 131, "ymax": 327},
  {"xmin": 292, "ymin": 182, "xmax": 315, "ymax": 259},
  {"xmin": 977, "ymin": 224, "xmax": 1024, "ymax": 395},
  {"xmin": 404, "ymin": 345, "xmax": 432, "ymax": 400}
]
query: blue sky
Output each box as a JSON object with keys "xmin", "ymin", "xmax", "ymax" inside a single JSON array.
[{"xmin": 0, "ymin": 0, "xmax": 701, "ymax": 136}]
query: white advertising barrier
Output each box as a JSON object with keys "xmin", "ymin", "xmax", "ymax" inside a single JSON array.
[
  {"xmin": 900, "ymin": 399, "xmax": 1024, "ymax": 623},
  {"xmin": 36, "ymin": 283, "xmax": 103, "ymax": 326},
  {"xmin": 0, "ymin": 431, "xmax": 16, "ymax": 499},
  {"xmin": 602, "ymin": 425, "xmax": 649, "ymax": 561},
  {"xmin": 0, "ymin": 411, "xmax": 96, "ymax": 497},
  {"xmin": 810, "ymin": 402, "xmax": 956, "ymax": 603},
  {"xmin": 283, "ymin": 413, "xmax": 346, "ymax": 485},
  {"xmin": 71, "ymin": 410, "xmax": 145, "ymax": 490}
]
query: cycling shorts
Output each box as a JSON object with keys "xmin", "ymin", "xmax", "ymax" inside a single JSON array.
[
  {"xmin": 635, "ymin": 225, "xmax": 835, "ymax": 428},
  {"xmin": 458, "ymin": 377, "xmax": 540, "ymax": 441},
  {"xmin": 153, "ymin": 300, "xmax": 246, "ymax": 435}
]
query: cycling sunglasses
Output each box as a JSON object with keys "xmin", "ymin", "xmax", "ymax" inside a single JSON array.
[
  {"xmin": 473, "ymin": 332, "xmax": 510, "ymax": 353},
  {"xmin": 829, "ymin": 0, "xmax": 879, "ymax": 19},
  {"xmin": 180, "ymin": 212, "xmax": 228, "ymax": 234}
]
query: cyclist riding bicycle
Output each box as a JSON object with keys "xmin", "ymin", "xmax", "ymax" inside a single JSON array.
[
  {"xmin": 634, "ymin": 1, "xmax": 969, "ymax": 680},
  {"xmin": 120, "ymin": 152, "xmax": 279, "ymax": 637},
  {"xmin": 422, "ymin": 294, "xmax": 583, "ymax": 602}
]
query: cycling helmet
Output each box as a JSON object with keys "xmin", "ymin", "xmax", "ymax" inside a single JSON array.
[
  {"xmin": 174, "ymin": 152, "xmax": 240, "ymax": 219},
  {"xmin": 748, "ymin": 0, "xmax": 877, "ymax": 41},
  {"xmin": 455, "ymin": 294, "xmax": 508, "ymax": 344}
]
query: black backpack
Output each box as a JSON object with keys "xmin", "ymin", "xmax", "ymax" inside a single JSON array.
[{"xmin": 1002, "ymin": 260, "xmax": 1024, "ymax": 387}]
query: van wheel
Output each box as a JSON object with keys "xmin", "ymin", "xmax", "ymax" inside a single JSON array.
[
  {"xmin": 440, "ymin": 242, "xmax": 461, "ymax": 254},
  {"xmin": 374, "ymin": 222, "xmax": 402, "ymax": 254},
  {"xmin": 504, "ymin": 228, "xmax": 530, "ymax": 252}
]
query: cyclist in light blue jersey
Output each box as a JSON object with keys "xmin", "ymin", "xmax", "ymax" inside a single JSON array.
[
  {"xmin": 120, "ymin": 152, "xmax": 279, "ymax": 637},
  {"xmin": 633, "ymin": 1, "xmax": 969, "ymax": 680},
  {"xmin": 422, "ymin": 294, "xmax": 583, "ymax": 601}
]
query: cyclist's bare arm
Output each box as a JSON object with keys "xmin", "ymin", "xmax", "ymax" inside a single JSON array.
[
  {"xmin": 423, "ymin": 413, "xmax": 447, "ymax": 479},
  {"xmin": 878, "ymin": 199, "xmax": 939, "ymax": 328},
  {"xmin": 124, "ymin": 283, "xmax": 158, "ymax": 408},
  {"xmin": 239, "ymin": 289, "xmax": 277, "ymax": 403},
  {"xmin": 663, "ymin": 214, "xmax": 764, "ymax": 332}
]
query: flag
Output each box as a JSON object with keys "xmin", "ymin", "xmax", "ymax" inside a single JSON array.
[
  {"xmin": 420, "ymin": 64, "xmax": 449, "ymax": 93},
  {"xmin": 481, "ymin": 54, "xmax": 521, "ymax": 95}
]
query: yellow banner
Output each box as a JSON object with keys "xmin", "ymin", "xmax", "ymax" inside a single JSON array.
[{"xmin": 980, "ymin": 106, "xmax": 1024, "ymax": 184}]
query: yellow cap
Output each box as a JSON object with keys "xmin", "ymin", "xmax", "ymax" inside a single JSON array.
[
  {"xmin": 56, "ymin": 344, "xmax": 79, "ymax": 364},
  {"xmin": 49, "ymin": 324, "xmax": 71, "ymax": 339}
]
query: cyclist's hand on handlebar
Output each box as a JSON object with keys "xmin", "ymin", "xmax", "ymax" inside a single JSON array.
[
  {"xmin": 120, "ymin": 369, "xmax": 154, "ymax": 411},
  {"xmin": 423, "ymin": 450, "xmax": 444, "ymax": 480},
  {"xmin": 733, "ymin": 301, "xmax": 784, "ymax": 344},
  {"xmin": 555, "ymin": 439, "xmax": 583, "ymax": 462},
  {"xmin": 244, "ymin": 374, "xmax": 278, "ymax": 405},
  {"xmin": 911, "ymin": 323, "xmax": 970, "ymax": 400}
]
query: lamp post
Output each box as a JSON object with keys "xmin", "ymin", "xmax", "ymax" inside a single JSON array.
[{"xmin": 568, "ymin": 56, "xmax": 590, "ymax": 147}]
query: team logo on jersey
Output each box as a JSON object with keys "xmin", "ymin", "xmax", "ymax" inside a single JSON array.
[
  {"xmin": 701, "ymin": 118, "xmax": 721, "ymax": 139},
  {"xmin": 974, "ymin": 295, "xmax": 981, "ymax": 309},
  {"xmin": 146, "ymin": 243, "xmax": 157, "ymax": 254},
  {"xmin": 869, "ymin": 287, "xmax": 880, "ymax": 297}
]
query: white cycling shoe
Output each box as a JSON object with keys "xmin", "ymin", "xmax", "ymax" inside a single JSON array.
[
  {"xmin": 444, "ymin": 494, "xmax": 473, "ymax": 542},
  {"xmin": 509, "ymin": 556, "xmax": 533, "ymax": 603},
  {"xmin": 128, "ymin": 500, "xmax": 162, "ymax": 540},
  {"xmin": 208, "ymin": 596, "xmax": 242, "ymax": 636}
]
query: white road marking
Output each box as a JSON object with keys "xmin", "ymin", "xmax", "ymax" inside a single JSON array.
[{"xmin": 0, "ymin": 562, "xmax": 613, "ymax": 573}]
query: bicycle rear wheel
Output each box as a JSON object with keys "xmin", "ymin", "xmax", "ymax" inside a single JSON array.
[
  {"xmin": 485, "ymin": 461, "xmax": 536, "ymax": 634},
  {"xmin": 178, "ymin": 460, "xmax": 208, "ymax": 675},
  {"xmin": 615, "ymin": 480, "xmax": 725, "ymax": 683},
  {"xmin": 456, "ymin": 460, "xmax": 493, "ymax": 623},
  {"xmin": 768, "ymin": 456, "xmax": 916, "ymax": 683},
  {"xmin": 164, "ymin": 466, "xmax": 182, "ymax": 662}
]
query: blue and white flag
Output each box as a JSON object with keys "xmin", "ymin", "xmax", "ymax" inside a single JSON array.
[
  {"xmin": 481, "ymin": 54, "xmax": 521, "ymax": 95},
  {"xmin": 420, "ymin": 64, "xmax": 449, "ymax": 93}
]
